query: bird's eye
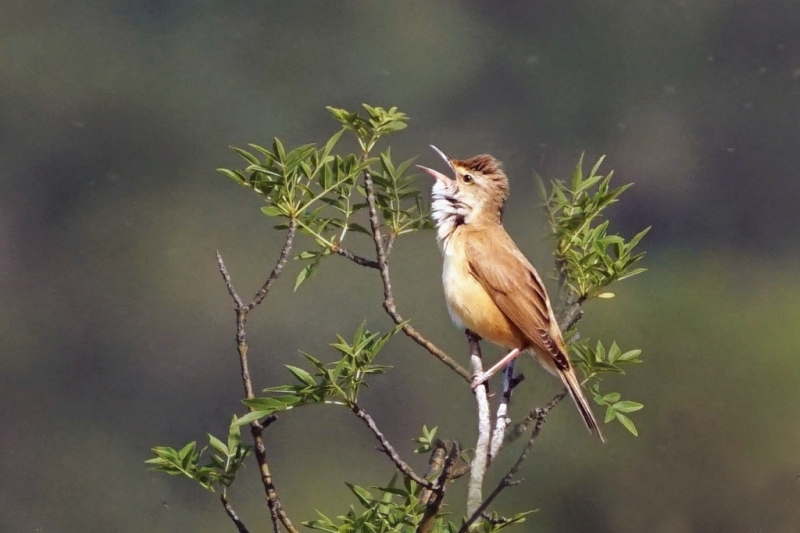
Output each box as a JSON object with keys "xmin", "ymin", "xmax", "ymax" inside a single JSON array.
[{"xmin": 462, "ymin": 174, "xmax": 474, "ymax": 184}]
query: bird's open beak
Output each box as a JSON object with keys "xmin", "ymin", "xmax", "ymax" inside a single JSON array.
[{"xmin": 417, "ymin": 145, "xmax": 454, "ymax": 183}]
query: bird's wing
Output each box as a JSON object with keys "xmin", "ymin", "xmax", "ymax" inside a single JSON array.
[
  {"xmin": 464, "ymin": 231, "xmax": 570, "ymax": 371},
  {"xmin": 465, "ymin": 229, "xmax": 605, "ymax": 441}
]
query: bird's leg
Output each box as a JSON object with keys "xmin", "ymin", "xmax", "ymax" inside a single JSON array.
[
  {"xmin": 465, "ymin": 330, "xmax": 489, "ymax": 392},
  {"xmin": 466, "ymin": 329, "xmax": 483, "ymax": 357},
  {"xmin": 471, "ymin": 348, "xmax": 522, "ymax": 390}
]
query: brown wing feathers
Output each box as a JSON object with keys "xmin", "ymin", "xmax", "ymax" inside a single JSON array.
[{"xmin": 465, "ymin": 234, "xmax": 605, "ymax": 442}]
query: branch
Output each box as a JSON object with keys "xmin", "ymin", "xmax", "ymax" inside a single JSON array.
[
  {"xmin": 418, "ymin": 441, "xmax": 461, "ymax": 533},
  {"xmin": 361, "ymin": 169, "xmax": 471, "ymax": 382},
  {"xmin": 350, "ymin": 403, "xmax": 435, "ymax": 489},
  {"xmin": 220, "ymin": 493, "xmax": 251, "ymax": 533},
  {"xmin": 556, "ymin": 290, "xmax": 585, "ymax": 332},
  {"xmin": 217, "ymin": 237, "xmax": 299, "ymax": 533},
  {"xmin": 489, "ymin": 361, "xmax": 523, "ymax": 461},
  {"xmin": 248, "ymin": 218, "xmax": 297, "ymax": 310},
  {"xmin": 331, "ymin": 244, "xmax": 379, "ymax": 269},
  {"xmin": 466, "ymin": 332, "xmax": 491, "ymax": 527},
  {"xmin": 507, "ymin": 389, "xmax": 568, "ymax": 445},
  {"xmin": 459, "ymin": 395, "xmax": 561, "ymax": 533}
]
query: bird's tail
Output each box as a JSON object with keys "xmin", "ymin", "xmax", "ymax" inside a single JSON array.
[{"xmin": 559, "ymin": 365, "xmax": 606, "ymax": 443}]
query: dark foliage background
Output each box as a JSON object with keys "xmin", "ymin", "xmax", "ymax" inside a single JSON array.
[{"xmin": 2, "ymin": 1, "xmax": 800, "ymax": 532}]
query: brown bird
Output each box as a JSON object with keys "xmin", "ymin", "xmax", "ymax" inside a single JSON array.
[{"xmin": 418, "ymin": 146, "xmax": 604, "ymax": 442}]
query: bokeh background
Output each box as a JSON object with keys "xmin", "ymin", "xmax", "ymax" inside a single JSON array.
[{"xmin": 3, "ymin": 1, "xmax": 800, "ymax": 532}]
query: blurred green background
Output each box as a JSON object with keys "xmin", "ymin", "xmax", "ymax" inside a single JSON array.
[{"xmin": 3, "ymin": 1, "xmax": 800, "ymax": 532}]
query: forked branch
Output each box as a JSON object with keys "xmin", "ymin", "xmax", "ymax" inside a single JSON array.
[
  {"xmin": 215, "ymin": 219, "xmax": 300, "ymax": 533},
  {"xmin": 220, "ymin": 493, "xmax": 251, "ymax": 533},
  {"xmin": 361, "ymin": 169, "xmax": 471, "ymax": 382},
  {"xmin": 350, "ymin": 403, "xmax": 435, "ymax": 490},
  {"xmin": 459, "ymin": 389, "xmax": 565, "ymax": 533}
]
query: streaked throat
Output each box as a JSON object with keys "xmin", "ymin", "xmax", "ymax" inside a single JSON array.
[{"xmin": 430, "ymin": 180, "xmax": 467, "ymax": 249}]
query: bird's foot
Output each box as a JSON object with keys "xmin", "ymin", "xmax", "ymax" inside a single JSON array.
[{"xmin": 471, "ymin": 373, "xmax": 489, "ymax": 390}]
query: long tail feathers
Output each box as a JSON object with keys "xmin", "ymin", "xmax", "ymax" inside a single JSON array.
[{"xmin": 560, "ymin": 367, "xmax": 606, "ymax": 443}]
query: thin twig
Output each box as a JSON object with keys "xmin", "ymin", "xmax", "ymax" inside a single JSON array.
[
  {"xmin": 418, "ymin": 441, "xmax": 461, "ymax": 533},
  {"xmin": 466, "ymin": 332, "xmax": 491, "ymax": 527},
  {"xmin": 220, "ymin": 493, "xmax": 251, "ymax": 533},
  {"xmin": 384, "ymin": 232, "xmax": 396, "ymax": 257},
  {"xmin": 331, "ymin": 244, "xmax": 380, "ymax": 269},
  {"xmin": 217, "ymin": 242, "xmax": 300, "ymax": 533},
  {"xmin": 489, "ymin": 361, "xmax": 521, "ymax": 461},
  {"xmin": 350, "ymin": 403, "xmax": 435, "ymax": 489},
  {"xmin": 557, "ymin": 291, "xmax": 585, "ymax": 332},
  {"xmin": 217, "ymin": 252, "xmax": 245, "ymax": 308},
  {"xmin": 419, "ymin": 439, "xmax": 448, "ymax": 506},
  {"xmin": 361, "ymin": 169, "xmax": 471, "ymax": 382},
  {"xmin": 249, "ymin": 219, "xmax": 298, "ymax": 310},
  {"xmin": 459, "ymin": 396, "xmax": 561, "ymax": 533},
  {"xmin": 507, "ymin": 389, "xmax": 569, "ymax": 445}
]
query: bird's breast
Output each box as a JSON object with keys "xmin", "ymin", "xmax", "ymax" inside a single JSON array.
[{"xmin": 441, "ymin": 234, "xmax": 525, "ymax": 349}]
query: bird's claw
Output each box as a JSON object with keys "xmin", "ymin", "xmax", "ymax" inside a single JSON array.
[{"xmin": 471, "ymin": 373, "xmax": 488, "ymax": 390}]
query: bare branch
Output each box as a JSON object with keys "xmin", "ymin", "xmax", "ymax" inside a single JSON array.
[
  {"xmin": 466, "ymin": 332, "xmax": 491, "ymax": 525},
  {"xmin": 418, "ymin": 439, "xmax": 448, "ymax": 507},
  {"xmin": 216, "ymin": 235, "xmax": 299, "ymax": 533},
  {"xmin": 249, "ymin": 218, "xmax": 297, "ymax": 310},
  {"xmin": 489, "ymin": 361, "xmax": 522, "ymax": 461},
  {"xmin": 557, "ymin": 289, "xmax": 586, "ymax": 332},
  {"xmin": 220, "ymin": 493, "xmax": 251, "ymax": 533},
  {"xmin": 507, "ymin": 388, "xmax": 568, "ymax": 446},
  {"xmin": 361, "ymin": 169, "xmax": 471, "ymax": 382},
  {"xmin": 418, "ymin": 441, "xmax": 462, "ymax": 533},
  {"xmin": 216, "ymin": 251, "xmax": 244, "ymax": 309},
  {"xmin": 459, "ymin": 395, "xmax": 561, "ymax": 533},
  {"xmin": 331, "ymin": 244, "xmax": 379, "ymax": 269},
  {"xmin": 350, "ymin": 403, "xmax": 435, "ymax": 490}
]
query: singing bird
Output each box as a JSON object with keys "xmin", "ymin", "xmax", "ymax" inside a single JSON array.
[{"xmin": 418, "ymin": 146, "xmax": 604, "ymax": 442}]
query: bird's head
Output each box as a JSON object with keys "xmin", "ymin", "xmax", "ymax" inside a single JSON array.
[{"xmin": 418, "ymin": 146, "xmax": 509, "ymax": 246}]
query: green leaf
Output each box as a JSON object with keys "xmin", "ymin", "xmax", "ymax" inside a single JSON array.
[
  {"xmin": 617, "ymin": 267, "xmax": 648, "ymax": 281},
  {"xmin": 588, "ymin": 155, "xmax": 607, "ymax": 178},
  {"xmin": 178, "ymin": 441, "xmax": 196, "ymax": 462},
  {"xmin": 233, "ymin": 410, "xmax": 270, "ymax": 426},
  {"xmin": 285, "ymin": 365, "xmax": 317, "ymax": 387},
  {"xmin": 571, "ymin": 152, "xmax": 585, "ymax": 191},
  {"xmin": 294, "ymin": 263, "xmax": 315, "ymax": 291},
  {"xmin": 232, "ymin": 147, "xmax": 260, "ymax": 166},
  {"xmin": 615, "ymin": 412, "xmax": 639, "ymax": 436},
  {"xmin": 217, "ymin": 168, "xmax": 245, "ymax": 184},
  {"xmin": 261, "ymin": 205, "xmax": 284, "ymax": 217},
  {"xmin": 273, "ymin": 137, "xmax": 286, "ymax": 162},
  {"xmin": 209, "ymin": 434, "xmax": 228, "ymax": 455},
  {"xmin": 617, "ymin": 349, "xmax": 643, "ymax": 362},
  {"xmin": 603, "ymin": 392, "xmax": 621, "ymax": 403},
  {"xmin": 243, "ymin": 397, "xmax": 297, "ymax": 413},
  {"xmin": 607, "ymin": 342, "xmax": 622, "ymax": 363},
  {"xmin": 612, "ymin": 401, "xmax": 644, "ymax": 413},
  {"xmin": 346, "ymin": 483, "xmax": 374, "ymax": 509}
]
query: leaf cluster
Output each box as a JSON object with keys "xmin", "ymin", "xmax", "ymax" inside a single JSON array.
[
  {"xmin": 240, "ymin": 322, "xmax": 398, "ymax": 426},
  {"xmin": 570, "ymin": 339, "xmax": 643, "ymax": 436},
  {"xmin": 145, "ymin": 417, "xmax": 251, "ymax": 492},
  {"xmin": 538, "ymin": 155, "xmax": 649, "ymax": 438},
  {"xmin": 305, "ymin": 475, "xmax": 532, "ymax": 533},
  {"xmin": 218, "ymin": 104, "xmax": 430, "ymax": 289},
  {"xmin": 538, "ymin": 154, "xmax": 650, "ymax": 300}
]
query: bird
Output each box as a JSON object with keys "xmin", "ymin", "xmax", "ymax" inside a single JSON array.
[{"xmin": 417, "ymin": 146, "xmax": 604, "ymax": 442}]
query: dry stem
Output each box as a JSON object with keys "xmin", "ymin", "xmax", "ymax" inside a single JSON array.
[
  {"xmin": 361, "ymin": 169, "xmax": 471, "ymax": 382},
  {"xmin": 350, "ymin": 404, "xmax": 435, "ymax": 490},
  {"xmin": 459, "ymin": 390, "xmax": 564, "ymax": 533},
  {"xmin": 220, "ymin": 493, "xmax": 251, "ymax": 533},
  {"xmin": 466, "ymin": 332, "xmax": 491, "ymax": 529},
  {"xmin": 215, "ymin": 218, "xmax": 299, "ymax": 533}
]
